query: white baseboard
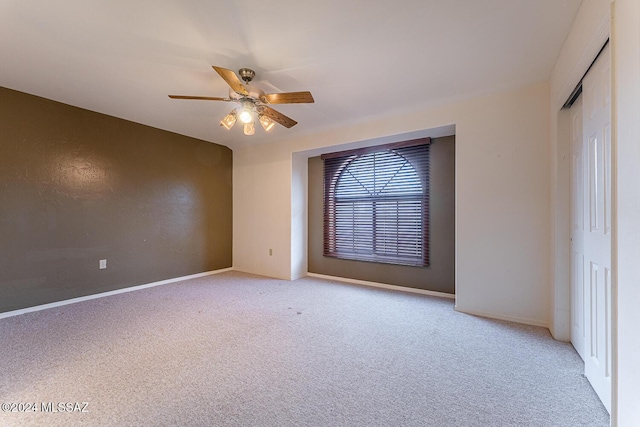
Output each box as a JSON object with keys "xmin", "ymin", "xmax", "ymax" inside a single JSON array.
[
  {"xmin": 454, "ymin": 306, "xmax": 550, "ymax": 328},
  {"xmin": 306, "ymin": 273, "xmax": 455, "ymax": 300},
  {"xmin": 0, "ymin": 267, "xmax": 234, "ymax": 320}
]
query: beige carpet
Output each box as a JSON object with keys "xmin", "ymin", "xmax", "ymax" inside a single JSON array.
[{"xmin": 0, "ymin": 271, "xmax": 609, "ymax": 426}]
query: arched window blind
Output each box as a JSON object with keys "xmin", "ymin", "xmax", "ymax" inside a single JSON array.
[{"xmin": 322, "ymin": 138, "xmax": 430, "ymax": 267}]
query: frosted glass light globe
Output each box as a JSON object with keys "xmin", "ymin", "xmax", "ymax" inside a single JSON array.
[{"xmin": 239, "ymin": 109, "xmax": 252, "ymax": 124}]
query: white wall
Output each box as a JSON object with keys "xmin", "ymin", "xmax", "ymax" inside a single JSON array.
[
  {"xmin": 233, "ymin": 147, "xmax": 292, "ymax": 279},
  {"xmin": 291, "ymin": 152, "xmax": 308, "ymax": 280},
  {"xmin": 234, "ymin": 80, "xmax": 552, "ymax": 327},
  {"xmin": 612, "ymin": 0, "xmax": 640, "ymax": 424},
  {"xmin": 452, "ymin": 83, "xmax": 551, "ymax": 326}
]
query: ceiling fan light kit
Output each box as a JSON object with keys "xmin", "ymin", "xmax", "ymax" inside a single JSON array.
[
  {"xmin": 238, "ymin": 100, "xmax": 254, "ymax": 124},
  {"xmin": 259, "ymin": 114, "xmax": 275, "ymax": 132},
  {"xmin": 220, "ymin": 110, "xmax": 237, "ymax": 130},
  {"xmin": 169, "ymin": 66, "xmax": 314, "ymax": 135},
  {"xmin": 243, "ymin": 121, "xmax": 255, "ymax": 136}
]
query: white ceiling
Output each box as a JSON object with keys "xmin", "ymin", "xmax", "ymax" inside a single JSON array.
[{"xmin": 0, "ymin": 0, "xmax": 582, "ymax": 149}]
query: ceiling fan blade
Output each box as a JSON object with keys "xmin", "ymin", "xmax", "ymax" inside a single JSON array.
[
  {"xmin": 213, "ymin": 66, "xmax": 249, "ymax": 96},
  {"xmin": 259, "ymin": 106, "xmax": 298, "ymax": 128},
  {"xmin": 168, "ymin": 95, "xmax": 229, "ymax": 101},
  {"xmin": 261, "ymin": 91, "xmax": 314, "ymax": 104}
]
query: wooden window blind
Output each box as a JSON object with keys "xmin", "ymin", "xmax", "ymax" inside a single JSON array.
[{"xmin": 322, "ymin": 138, "xmax": 430, "ymax": 267}]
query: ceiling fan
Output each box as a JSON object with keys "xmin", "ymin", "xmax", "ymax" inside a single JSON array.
[{"xmin": 169, "ymin": 66, "xmax": 314, "ymax": 135}]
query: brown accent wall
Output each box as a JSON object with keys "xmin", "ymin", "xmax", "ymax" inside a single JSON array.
[
  {"xmin": 0, "ymin": 87, "xmax": 232, "ymax": 313},
  {"xmin": 308, "ymin": 136, "xmax": 455, "ymax": 294}
]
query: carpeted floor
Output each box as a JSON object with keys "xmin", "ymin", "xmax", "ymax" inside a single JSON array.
[{"xmin": 0, "ymin": 271, "xmax": 609, "ymax": 426}]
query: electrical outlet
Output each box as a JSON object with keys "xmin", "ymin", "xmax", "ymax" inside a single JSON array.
[
  {"xmin": 99, "ymin": 259, "xmax": 107, "ymax": 269},
  {"xmin": 269, "ymin": 249, "xmax": 273, "ymax": 256}
]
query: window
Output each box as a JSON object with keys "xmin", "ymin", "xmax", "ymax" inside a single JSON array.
[{"xmin": 322, "ymin": 138, "xmax": 430, "ymax": 267}]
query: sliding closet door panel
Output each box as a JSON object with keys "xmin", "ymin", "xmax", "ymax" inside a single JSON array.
[{"xmin": 582, "ymin": 43, "xmax": 611, "ymax": 414}]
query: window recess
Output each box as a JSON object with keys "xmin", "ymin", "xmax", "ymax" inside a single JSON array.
[{"xmin": 322, "ymin": 138, "xmax": 430, "ymax": 267}]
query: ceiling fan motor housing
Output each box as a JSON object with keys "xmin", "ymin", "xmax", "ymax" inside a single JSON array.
[
  {"xmin": 228, "ymin": 84, "xmax": 265, "ymax": 101},
  {"xmin": 238, "ymin": 68, "xmax": 255, "ymax": 84}
]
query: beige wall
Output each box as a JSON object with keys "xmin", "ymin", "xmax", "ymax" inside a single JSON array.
[
  {"xmin": 0, "ymin": 87, "xmax": 233, "ymax": 313},
  {"xmin": 307, "ymin": 136, "xmax": 455, "ymax": 294},
  {"xmin": 234, "ymin": 80, "xmax": 551, "ymax": 327}
]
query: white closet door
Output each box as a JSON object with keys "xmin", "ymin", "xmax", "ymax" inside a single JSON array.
[{"xmin": 582, "ymin": 43, "xmax": 612, "ymax": 413}]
